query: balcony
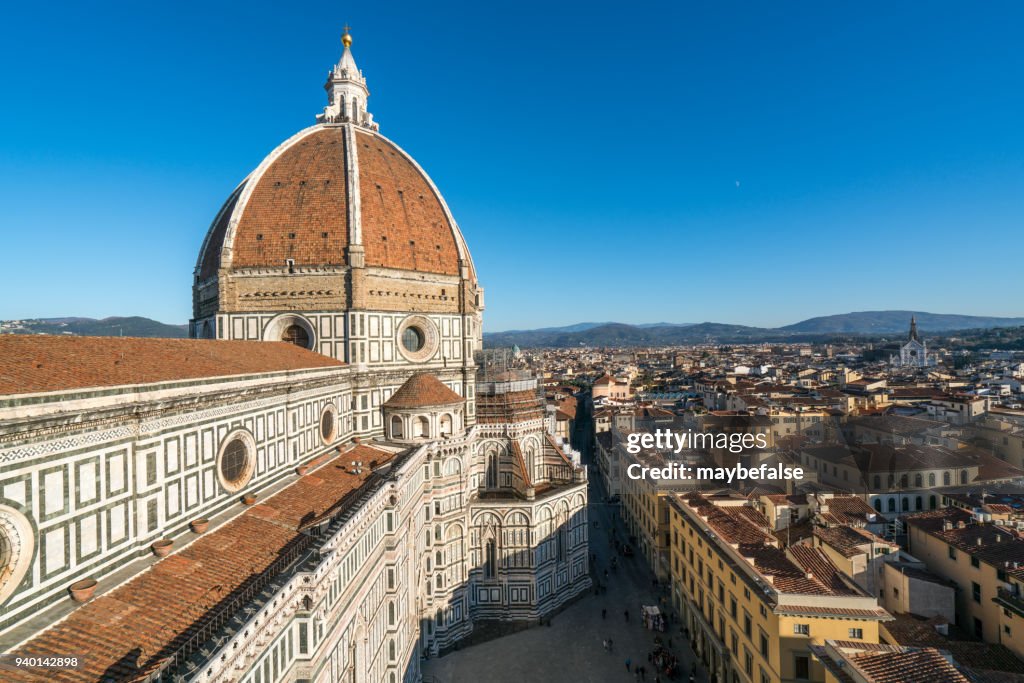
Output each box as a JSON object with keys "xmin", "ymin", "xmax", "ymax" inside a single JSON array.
[{"xmin": 995, "ymin": 586, "xmax": 1024, "ymax": 617}]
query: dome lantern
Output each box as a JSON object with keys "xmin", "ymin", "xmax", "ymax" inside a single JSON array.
[{"xmin": 318, "ymin": 26, "xmax": 377, "ymax": 130}]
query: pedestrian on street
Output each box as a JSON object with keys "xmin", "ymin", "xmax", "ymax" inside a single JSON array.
[
  {"xmin": 609, "ymin": 638, "xmax": 614, "ymax": 652},
  {"xmin": 603, "ymin": 639, "xmax": 608, "ymax": 651},
  {"xmin": 602, "ymin": 608, "xmax": 607, "ymax": 619},
  {"xmin": 625, "ymin": 609, "xmax": 630, "ymax": 622},
  {"xmin": 625, "ymin": 657, "xmax": 631, "ymax": 672}
]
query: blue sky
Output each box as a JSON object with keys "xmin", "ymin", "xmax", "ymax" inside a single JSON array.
[{"xmin": 1, "ymin": 1, "xmax": 1022, "ymax": 332}]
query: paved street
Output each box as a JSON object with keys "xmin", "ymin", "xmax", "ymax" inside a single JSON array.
[{"xmin": 423, "ymin": 402, "xmax": 707, "ymax": 683}]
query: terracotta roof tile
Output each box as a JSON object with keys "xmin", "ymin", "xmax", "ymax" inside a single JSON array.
[
  {"xmin": 357, "ymin": 131, "xmax": 461, "ymax": 276},
  {"xmin": 231, "ymin": 127, "xmax": 350, "ymax": 270},
  {"xmin": 0, "ymin": 336, "xmax": 343, "ymax": 396},
  {"xmin": 382, "ymin": 373, "xmax": 464, "ymax": 408},
  {"xmin": 6, "ymin": 444, "xmax": 393, "ymax": 682},
  {"xmin": 199, "ymin": 125, "xmax": 465, "ymax": 279},
  {"xmin": 850, "ymin": 647, "xmax": 970, "ymax": 683}
]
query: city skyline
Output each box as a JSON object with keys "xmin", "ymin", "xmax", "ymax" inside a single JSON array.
[{"xmin": 2, "ymin": 2, "xmax": 1023, "ymax": 331}]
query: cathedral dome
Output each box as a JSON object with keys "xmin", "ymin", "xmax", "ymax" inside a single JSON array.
[
  {"xmin": 194, "ymin": 30, "xmax": 474, "ymax": 286},
  {"xmin": 197, "ymin": 124, "xmax": 474, "ymax": 281},
  {"xmin": 190, "ymin": 31, "xmax": 483, "ymax": 360}
]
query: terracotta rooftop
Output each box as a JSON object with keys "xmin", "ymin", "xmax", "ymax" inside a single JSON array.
[
  {"xmin": 882, "ymin": 612, "xmax": 1024, "ymax": 675},
  {"xmin": 6, "ymin": 444, "xmax": 394, "ymax": 683},
  {"xmin": 814, "ymin": 525, "xmax": 894, "ymax": 558},
  {"xmin": 382, "ymin": 372, "xmax": 464, "ymax": 409},
  {"xmin": 681, "ymin": 493, "xmax": 865, "ymax": 598},
  {"xmin": 0, "ymin": 336, "xmax": 344, "ymax": 396},
  {"xmin": 845, "ymin": 646, "xmax": 970, "ymax": 683},
  {"xmin": 199, "ymin": 125, "xmax": 466, "ymax": 280},
  {"xmin": 906, "ymin": 508, "xmax": 1024, "ymax": 578},
  {"xmin": 817, "ymin": 495, "xmax": 880, "ymax": 527}
]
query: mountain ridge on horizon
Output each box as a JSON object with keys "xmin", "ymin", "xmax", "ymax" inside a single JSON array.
[
  {"xmin": 0, "ymin": 316, "xmax": 188, "ymax": 338},
  {"xmin": 485, "ymin": 310, "xmax": 1024, "ymax": 348},
  {"xmin": 3, "ymin": 311, "xmax": 1023, "ymax": 347}
]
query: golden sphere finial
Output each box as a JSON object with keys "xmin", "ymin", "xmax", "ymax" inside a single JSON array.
[{"xmin": 342, "ymin": 24, "xmax": 353, "ymax": 48}]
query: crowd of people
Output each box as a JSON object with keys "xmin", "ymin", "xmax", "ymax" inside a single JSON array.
[{"xmin": 591, "ymin": 490, "xmax": 704, "ymax": 682}]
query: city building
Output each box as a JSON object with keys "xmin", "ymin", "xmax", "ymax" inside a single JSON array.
[
  {"xmin": 0, "ymin": 31, "xmax": 590, "ymax": 683},
  {"xmin": 890, "ymin": 317, "xmax": 936, "ymax": 368},
  {"xmin": 667, "ymin": 492, "xmax": 892, "ymax": 683}
]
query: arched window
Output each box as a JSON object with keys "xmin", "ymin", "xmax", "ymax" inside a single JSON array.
[
  {"xmin": 873, "ymin": 475, "xmax": 881, "ymax": 490},
  {"xmin": 929, "ymin": 473, "xmax": 936, "ymax": 487},
  {"xmin": 435, "ymin": 550, "xmax": 443, "ymax": 567},
  {"xmin": 388, "ymin": 602, "xmax": 396, "ymax": 625},
  {"xmin": 414, "ymin": 416, "xmax": 430, "ymax": 438},
  {"xmin": 440, "ymin": 413, "xmax": 453, "ymax": 437},
  {"xmin": 873, "ymin": 499, "xmax": 882, "ymax": 512},
  {"xmin": 389, "ymin": 639, "xmax": 396, "ymax": 661},
  {"xmin": 960, "ymin": 470, "xmax": 969, "ymax": 484},
  {"xmin": 436, "ymin": 573, "xmax": 443, "ymax": 589},
  {"xmin": 901, "ymin": 497, "xmax": 909, "ymax": 512},
  {"xmin": 485, "ymin": 539, "xmax": 496, "ymax": 579},
  {"xmin": 900, "ymin": 474, "xmax": 908, "ymax": 488},
  {"xmin": 943, "ymin": 471, "xmax": 951, "ymax": 486},
  {"xmin": 915, "ymin": 474, "xmax": 923, "ymax": 488},
  {"xmin": 929, "ymin": 495, "xmax": 937, "ymax": 510},
  {"xmin": 915, "ymin": 496, "xmax": 923, "ymax": 511},
  {"xmin": 887, "ymin": 498, "xmax": 896, "ymax": 513},
  {"xmin": 390, "ymin": 415, "xmax": 404, "ymax": 439},
  {"xmin": 486, "ymin": 453, "xmax": 498, "ymax": 489}
]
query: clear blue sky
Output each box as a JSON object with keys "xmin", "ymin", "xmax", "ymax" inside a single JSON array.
[{"xmin": 1, "ymin": 1, "xmax": 1022, "ymax": 332}]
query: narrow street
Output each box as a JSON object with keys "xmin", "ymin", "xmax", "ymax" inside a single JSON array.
[{"xmin": 422, "ymin": 394, "xmax": 706, "ymax": 682}]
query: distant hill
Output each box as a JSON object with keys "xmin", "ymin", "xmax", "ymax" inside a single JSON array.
[
  {"xmin": 484, "ymin": 311, "xmax": 1024, "ymax": 348},
  {"xmin": 779, "ymin": 311, "xmax": 1024, "ymax": 334},
  {"xmin": 485, "ymin": 322, "xmax": 766, "ymax": 348},
  {"xmin": 0, "ymin": 316, "xmax": 188, "ymax": 338}
]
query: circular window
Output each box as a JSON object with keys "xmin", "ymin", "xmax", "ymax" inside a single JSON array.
[
  {"xmin": 282, "ymin": 324, "xmax": 310, "ymax": 349},
  {"xmin": 264, "ymin": 314, "xmax": 316, "ymax": 350},
  {"xmin": 396, "ymin": 315, "xmax": 439, "ymax": 363},
  {"xmin": 0, "ymin": 506, "xmax": 34, "ymax": 605},
  {"xmin": 402, "ymin": 326, "xmax": 424, "ymax": 353},
  {"xmin": 216, "ymin": 431, "xmax": 256, "ymax": 493},
  {"xmin": 320, "ymin": 405, "xmax": 338, "ymax": 445}
]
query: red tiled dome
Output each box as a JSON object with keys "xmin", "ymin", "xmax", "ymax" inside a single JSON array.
[
  {"xmin": 383, "ymin": 372, "xmax": 464, "ymax": 409},
  {"xmin": 196, "ymin": 125, "xmax": 473, "ymax": 281}
]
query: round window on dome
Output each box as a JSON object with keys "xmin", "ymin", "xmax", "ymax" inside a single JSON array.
[
  {"xmin": 282, "ymin": 324, "xmax": 311, "ymax": 349},
  {"xmin": 402, "ymin": 326, "xmax": 425, "ymax": 353},
  {"xmin": 217, "ymin": 432, "xmax": 256, "ymax": 493}
]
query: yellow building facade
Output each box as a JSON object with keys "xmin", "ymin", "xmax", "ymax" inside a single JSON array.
[{"xmin": 668, "ymin": 493, "xmax": 891, "ymax": 683}]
